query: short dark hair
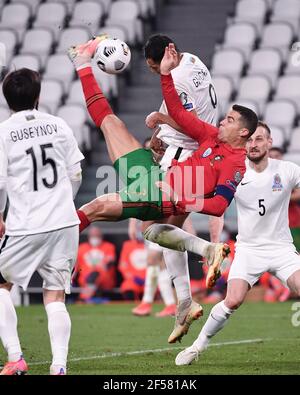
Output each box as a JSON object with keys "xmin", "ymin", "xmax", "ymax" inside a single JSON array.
[
  {"xmin": 2, "ymin": 68, "xmax": 41, "ymax": 112},
  {"xmin": 232, "ymin": 104, "xmax": 258, "ymax": 137},
  {"xmin": 144, "ymin": 34, "xmax": 179, "ymax": 63},
  {"xmin": 257, "ymin": 120, "xmax": 271, "ymax": 136}
]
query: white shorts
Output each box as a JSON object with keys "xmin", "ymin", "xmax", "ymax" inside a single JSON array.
[
  {"xmin": 159, "ymin": 145, "xmax": 194, "ymax": 171},
  {"xmin": 228, "ymin": 245, "xmax": 300, "ymax": 287},
  {"xmin": 0, "ymin": 226, "xmax": 79, "ymax": 294}
]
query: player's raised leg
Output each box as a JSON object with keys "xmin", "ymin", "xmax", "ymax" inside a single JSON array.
[
  {"xmin": 0, "ymin": 282, "xmax": 28, "ymax": 375},
  {"xmin": 175, "ymin": 279, "xmax": 249, "ymax": 365},
  {"xmin": 144, "ymin": 223, "xmax": 230, "ymax": 288},
  {"xmin": 68, "ymin": 37, "xmax": 141, "ymax": 164}
]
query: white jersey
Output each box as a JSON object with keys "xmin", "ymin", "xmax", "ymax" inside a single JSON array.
[
  {"xmin": 158, "ymin": 52, "xmax": 217, "ymax": 150},
  {"xmin": 235, "ymin": 158, "xmax": 300, "ymax": 249},
  {"xmin": 0, "ymin": 109, "xmax": 84, "ymax": 236}
]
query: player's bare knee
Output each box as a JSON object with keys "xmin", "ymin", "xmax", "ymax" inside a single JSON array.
[
  {"xmin": 43, "ymin": 289, "xmax": 65, "ymax": 306},
  {"xmin": 224, "ymin": 296, "xmax": 243, "ymax": 310}
]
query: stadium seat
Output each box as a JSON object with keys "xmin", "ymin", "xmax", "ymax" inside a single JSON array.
[
  {"xmin": 69, "ymin": 1, "xmax": 104, "ymax": 36},
  {"xmin": 92, "ymin": 63, "xmax": 117, "ymax": 99},
  {"xmin": 105, "ymin": 0, "xmax": 143, "ymax": 45},
  {"xmin": 284, "ymin": 49, "xmax": 300, "ymax": 76},
  {"xmin": 57, "ymin": 104, "xmax": 91, "ymax": 150},
  {"xmin": 0, "ymin": 83, "xmax": 7, "ymax": 107},
  {"xmin": 81, "ymin": 0, "xmax": 112, "ymax": 15},
  {"xmin": 268, "ymin": 125, "xmax": 285, "ymax": 148},
  {"xmin": 265, "ymin": 0, "xmax": 277, "ymax": 10},
  {"xmin": 264, "ymin": 100, "xmax": 297, "ymax": 138},
  {"xmin": 228, "ymin": 99, "xmax": 260, "ymax": 118},
  {"xmin": 247, "ymin": 48, "xmax": 282, "ymax": 88},
  {"xmin": 56, "ymin": 27, "xmax": 90, "ymax": 53},
  {"xmin": 34, "ymin": 2, "xmax": 67, "ymax": 41},
  {"xmin": 222, "ymin": 22, "xmax": 257, "ymax": 61},
  {"xmin": 211, "ymin": 49, "xmax": 245, "ymax": 89},
  {"xmin": 234, "ymin": 0, "xmax": 267, "ymax": 34},
  {"xmin": 283, "ymin": 151, "xmax": 300, "ymax": 165},
  {"xmin": 44, "ymin": 54, "xmax": 75, "ymax": 92},
  {"xmin": 212, "ymin": 76, "xmax": 234, "ymax": 118},
  {"xmin": 236, "ymin": 75, "xmax": 271, "ymax": 114},
  {"xmin": 20, "ymin": 28, "xmax": 54, "ymax": 68},
  {"xmin": 119, "ymin": 0, "xmax": 155, "ymax": 19},
  {"xmin": 98, "ymin": 25, "xmax": 128, "ymax": 42},
  {"xmin": 10, "ymin": 0, "xmax": 41, "ymax": 15},
  {"xmin": 274, "ymin": 75, "xmax": 300, "ymax": 112},
  {"xmin": 271, "ymin": 0, "xmax": 300, "ymax": 35},
  {"xmin": 66, "ymin": 79, "xmax": 86, "ymax": 106},
  {"xmin": 286, "ymin": 127, "xmax": 300, "ymax": 152},
  {"xmin": 0, "ymin": 105, "xmax": 10, "ymax": 122},
  {"xmin": 0, "ymin": 3, "xmax": 31, "ymax": 42},
  {"xmin": 260, "ymin": 22, "xmax": 294, "ymax": 59},
  {"xmin": 10, "ymin": 54, "xmax": 41, "ymax": 72},
  {"xmin": 0, "ymin": 28, "xmax": 18, "ymax": 65},
  {"xmin": 38, "ymin": 104, "xmax": 51, "ymax": 114},
  {"xmin": 39, "ymin": 79, "xmax": 64, "ymax": 114},
  {"xmin": 48, "ymin": 0, "xmax": 78, "ymax": 15}
]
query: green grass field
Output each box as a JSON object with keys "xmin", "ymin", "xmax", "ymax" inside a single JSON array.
[{"xmin": 1, "ymin": 301, "xmax": 300, "ymax": 375}]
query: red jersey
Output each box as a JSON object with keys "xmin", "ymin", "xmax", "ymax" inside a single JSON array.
[{"xmin": 161, "ymin": 74, "xmax": 246, "ymax": 217}]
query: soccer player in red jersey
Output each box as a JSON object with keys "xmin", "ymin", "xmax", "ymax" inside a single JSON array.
[{"xmin": 68, "ymin": 38, "xmax": 258, "ymax": 341}]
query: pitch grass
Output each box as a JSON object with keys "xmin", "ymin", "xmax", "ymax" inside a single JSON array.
[{"xmin": 1, "ymin": 301, "xmax": 300, "ymax": 375}]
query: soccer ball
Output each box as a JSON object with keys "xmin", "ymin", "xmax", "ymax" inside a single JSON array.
[{"xmin": 94, "ymin": 38, "xmax": 131, "ymax": 74}]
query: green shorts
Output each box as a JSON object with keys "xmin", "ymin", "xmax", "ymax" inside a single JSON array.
[
  {"xmin": 113, "ymin": 149, "xmax": 166, "ymax": 220},
  {"xmin": 291, "ymin": 228, "xmax": 300, "ymax": 252}
]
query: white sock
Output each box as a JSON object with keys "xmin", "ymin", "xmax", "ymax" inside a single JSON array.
[
  {"xmin": 193, "ymin": 301, "xmax": 234, "ymax": 351},
  {"xmin": 142, "ymin": 265, "xmax": 159, "ymax": 303},
  {"xmin": 157, "ymin": 268, "xmax": 176, "ymax": 306},
  {"xmin": 45, "ymin": 302, "xmax": 71, "ymax": 369},
  {"xmin": 0, "ymin": 288, "xmax": 22, "ymax": 362},
  {"xmin": 144, "ymin": 224, "xmax": 211, "ymax": 257},
  {"xmin": 163, "ymin": 249, "xmax": 191, "ymax": 303}
]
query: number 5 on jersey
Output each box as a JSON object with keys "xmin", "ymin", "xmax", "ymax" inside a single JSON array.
[{"xmin": 258, "ymin": 199, "xmax": 266, "ymax": 216}]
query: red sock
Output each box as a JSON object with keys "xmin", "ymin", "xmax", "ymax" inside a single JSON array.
[
  {"xmin": 77, "ymin": 209, "xmax": 91, "ymax": 232},
  {"xmin": 78, "ymin": 67, "xmax": 113, "ymax": 127}
]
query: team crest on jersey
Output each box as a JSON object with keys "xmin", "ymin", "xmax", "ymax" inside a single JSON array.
[
  {"xmin": 234, "ymin": 171, "xmax": 242, "ymax": 184},
  {"xmin": 179, "ymin": 92, "xmax": 193, "ymax": 110},
  {"xmin": 272, "ymin": 173, "xmax": 283, "ymax": 191},
  {"xmin": 202, "ymin": 147, "xmax": 212, "ymax": 158}
]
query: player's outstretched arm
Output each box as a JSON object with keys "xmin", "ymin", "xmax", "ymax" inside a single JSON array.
[{"xmin": 160, "ymin": 44, "xmax": 218, "ymax": 143}]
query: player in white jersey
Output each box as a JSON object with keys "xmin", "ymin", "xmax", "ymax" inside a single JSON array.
[
  {"xmin": 175, "ymin": 121, "xmax": 300, "ymax": 366},
  {"xmin": 0, "ymin": 68, "xmax": 84, "ymax": 375},
  {"xmin": 133, "ymin": 34, "xmax": 224, "ymax": 335}
]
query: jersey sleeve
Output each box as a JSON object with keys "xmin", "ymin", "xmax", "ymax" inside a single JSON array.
[
  {"xmin": 0, "ymin": 136, "xmax": 8, "ymax": 182},
  {"xmin": 0, "ymin": 137, "xmax": 7, "ymax": 213},
  {"xmin": 61, "ymin": 119, "xmax": 85, "ymax": 167},
  {"xmin": 175, "ymin": 158, "xmax": 245, "ymax": 217},
  {"xmin": 289, "ymin": 162, "xmax": 300, "ymax": 189},
  {"xmin": 160, "ymin": 74, "xmax": 218, "ymax": 144}
]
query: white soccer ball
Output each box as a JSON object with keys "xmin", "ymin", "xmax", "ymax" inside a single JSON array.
[{"xmin": 94, "ymin": 38, "xmax": 131, "ymax": 74}]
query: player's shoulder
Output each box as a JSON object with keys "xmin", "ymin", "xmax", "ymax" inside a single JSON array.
[
  {"xmin": 173, "ymin": 52, "xmax": 209, "ymax": 78},
  {"xmin": 270, "ymin": 157, "xmax": 298, "ymax": 172}
]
